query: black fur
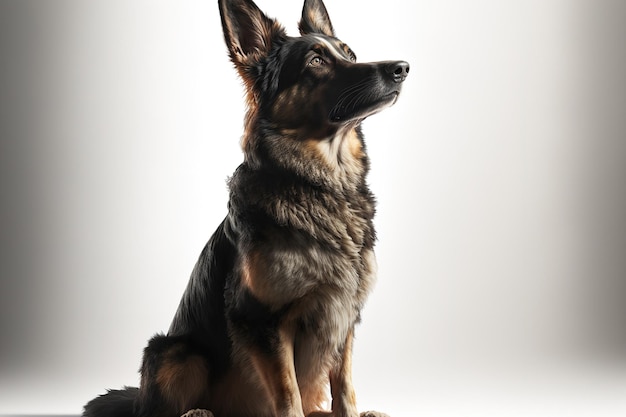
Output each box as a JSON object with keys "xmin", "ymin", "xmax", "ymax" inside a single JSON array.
[
  {"xmin": 84, "ymin": 387, "xmax": 139, "ymax": 417},
  {"xmin": 168, "ymin": 220, "xmax": 235, "ymax": 376}
]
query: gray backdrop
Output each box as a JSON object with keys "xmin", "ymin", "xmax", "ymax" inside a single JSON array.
[{"xmin": 1, "ymin": 0, "xmax": 625, "ymax": 415}]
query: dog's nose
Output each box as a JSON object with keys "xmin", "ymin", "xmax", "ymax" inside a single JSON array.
[{"xmin": 385, "ymin": 61, "xmax": 410, "ymax": 83}]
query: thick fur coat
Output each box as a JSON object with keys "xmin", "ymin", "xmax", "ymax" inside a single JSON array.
[{"xmin": 83, "ymin": 1, "xmax": 408, "ymax": 417}]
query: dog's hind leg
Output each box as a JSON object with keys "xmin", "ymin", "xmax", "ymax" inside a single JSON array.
[{"xmin": 136, "ymin": 334, "xmax": 211, "ymax": 417}]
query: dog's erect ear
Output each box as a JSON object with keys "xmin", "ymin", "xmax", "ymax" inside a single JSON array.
[
  {"xmin": 299, "ymin": 0, "xmax": 335, "ymax": 37},
  {"xmin": 219, "ymin": 0, "xmax": 286, "ymax": 69}
]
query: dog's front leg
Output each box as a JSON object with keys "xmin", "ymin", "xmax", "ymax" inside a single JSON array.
[
  {"xmin": 250, "ymin": 325, "xmax": 305, "ymax": 417},
  {"xmin": 307, "ymin": 328, "xmax": 359, "ymax": 417},
  {"xmin": 329, "ymin": 328, "xmax": 359, "ymax": 417},
  {"xmin": 308, "ymin": 329, "xmax": 389, "ymax": 417}
]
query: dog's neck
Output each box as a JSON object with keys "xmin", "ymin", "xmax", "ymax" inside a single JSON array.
[
  {"xmin": 311, "ymin": 127, "xmax": 366, "ymax": 188},
  {"xmin": 245, "ymin": 125, "xmax": 369, "ymax": 193}
]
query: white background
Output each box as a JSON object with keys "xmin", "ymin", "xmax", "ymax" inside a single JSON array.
[{"xmin": 1, "ymin": 0, "xmax": 625, "ymax": 415}]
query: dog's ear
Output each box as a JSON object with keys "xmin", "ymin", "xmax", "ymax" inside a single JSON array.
[
  {"xmin": 299, "ymin": 0, "xmax": 335, "ymax": 37},
  {"xmin": 219, "ymin": 0, "xmax": 286, "ymax": 70}
]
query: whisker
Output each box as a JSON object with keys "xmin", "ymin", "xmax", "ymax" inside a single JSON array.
[{"xmin": 330, "ymin": 77, "xmax": 377, "ymax": 118}]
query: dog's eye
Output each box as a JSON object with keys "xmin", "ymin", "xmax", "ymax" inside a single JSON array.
[{"xmin": 309, "ymin": 56, "xmax": 326, "ymax": 67}]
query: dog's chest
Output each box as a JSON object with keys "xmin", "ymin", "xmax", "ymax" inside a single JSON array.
[
  {"xmin": 231, "ymin": 164, "xmax": 377, "ymax": 333},
  {"xmin": 248, "ymin": 190, "xmax": 376, "ymax": 305}
]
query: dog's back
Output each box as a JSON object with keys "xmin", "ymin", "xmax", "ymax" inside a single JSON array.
[{"xmin": 84, "ymin": 1, "xmax": 408, "ymax": 417}]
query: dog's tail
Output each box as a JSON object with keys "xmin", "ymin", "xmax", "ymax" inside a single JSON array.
[{"xmin": 83, "ymin": 386, "xmax": 139, "ymax": 417}]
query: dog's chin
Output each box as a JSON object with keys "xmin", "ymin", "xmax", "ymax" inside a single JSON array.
[{"xmin": 330, "ymin": 91, "xmax": 400, "ymax": 124}]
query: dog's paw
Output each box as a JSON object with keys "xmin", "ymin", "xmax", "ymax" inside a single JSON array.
[
  {"xmin": 181, "ymin": 409, "xmax": 214, "ymax": 417},
  {"xmin": 360, "ymin": 411, "xmax": 390, "ymax": 417}
]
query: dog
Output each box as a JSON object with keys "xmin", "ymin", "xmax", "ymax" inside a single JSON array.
[{"xmin": 83, "ymin": 0, "xmax": 408, "ymax": 416}]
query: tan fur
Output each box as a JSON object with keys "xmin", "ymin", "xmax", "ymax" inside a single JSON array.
[
  {"xmin": 249, "ymin": 326, "xmax": 304, "ymax": 417},
  {"xmin": 313, "ymin": 128, "xmax": 365, "ymax": 187},
  {"xmin": 241, "ymin": 251, "xmax": 272, "ymax": 303},
  {"xmin": 208, "ymin": 366, "xmax": 272, "ymax": 417},
  {"xmin": 156, "ymin": 354, "xmax": 208, "ymax": 414},
  {"xmin": 330, "ymin": 331, "xmax": 358, "ymax": 417}
]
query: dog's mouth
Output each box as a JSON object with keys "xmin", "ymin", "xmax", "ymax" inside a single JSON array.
[
  {"xmin": 385, "ymin": 90, "xmax": 401, "ymax": 104},
  {"xmin": 329, "ymin": 89, "xmax": 401, "ymax": 123}
]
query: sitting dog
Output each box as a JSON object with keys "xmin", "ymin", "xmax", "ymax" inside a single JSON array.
[{"xmin": 84, "ymin": 0, "xmax": 409, "ymax": 416}]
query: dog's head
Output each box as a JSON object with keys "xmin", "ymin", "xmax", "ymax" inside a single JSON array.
[{"xmin": 219, "ymin": 0, "xmax": 408, "ymax": 182}]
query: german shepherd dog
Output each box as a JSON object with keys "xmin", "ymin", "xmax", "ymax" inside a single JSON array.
[{"xmin": 84, "ymin": 0, "xmax": 408, "ymax": 416}]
